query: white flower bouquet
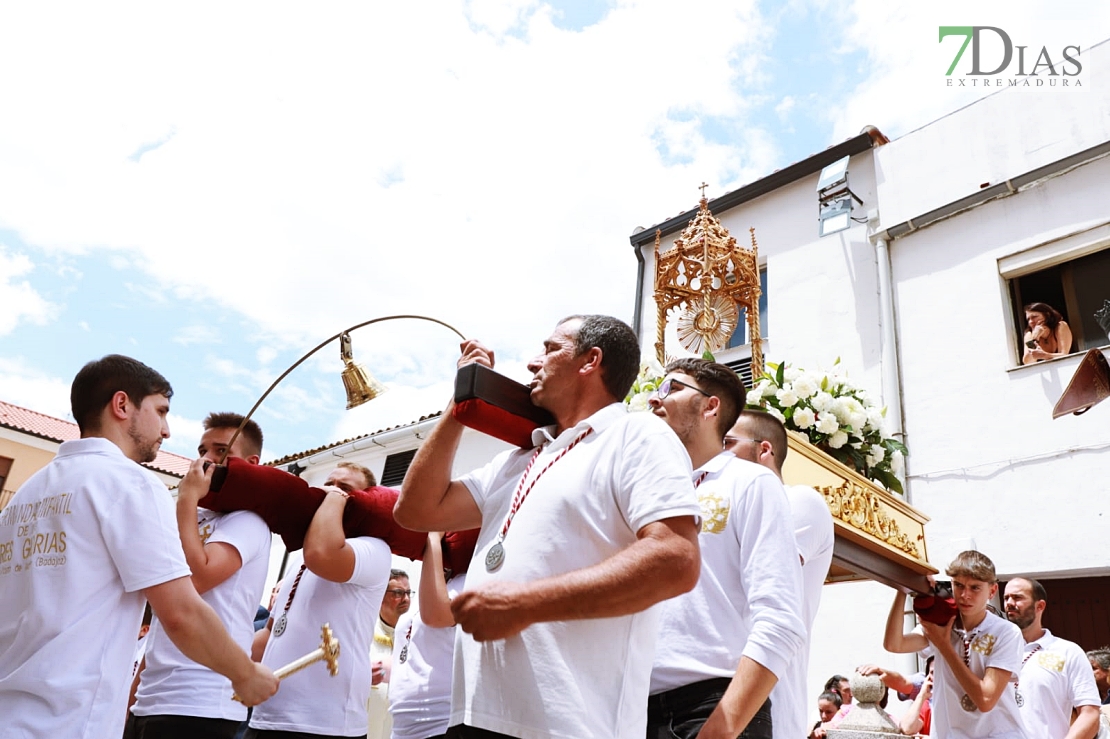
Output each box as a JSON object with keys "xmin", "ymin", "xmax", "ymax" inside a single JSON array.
[
  {"xmin": 625, "ymin": 356, "xmax": 666, "ymax": 412},
  {"xmin": 749, "ymin": 360, "xmax": 908, "ymax": 494}
]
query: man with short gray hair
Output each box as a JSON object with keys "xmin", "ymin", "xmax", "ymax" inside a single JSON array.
[{"xmin": 396, "ymin": 314, "xmax": 702, "ymax": 739}]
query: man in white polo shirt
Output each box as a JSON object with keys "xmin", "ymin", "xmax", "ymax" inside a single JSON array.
[
  {"xmin": 248, "ymin": 480, "xmax": 392, "ymax": 737},
  {"xmin": 727, "ymin": 408, "xmax": 834, "ymax": 739},
  {"xmin": 395, "ymin": 314, "xmax": 702, "ymax": 739},
  {"xmin": 0, "ymin": 355, "xmax": 277, "ymax": 739},
  {"xmin": 648, "ymin": 359, "xmax": 806, "ymax": 739},
  {"xmin": 1004, "ymin": 576, "xmax": 1100, "ymax": 739},
  {"xmin": 130, "ymin": 412, "xmax": 273, "ymax": 739}
]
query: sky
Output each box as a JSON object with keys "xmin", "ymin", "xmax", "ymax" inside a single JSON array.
[{"xmin": 2, "ymin": 1, "xmax": 1107, "ymax": 464}]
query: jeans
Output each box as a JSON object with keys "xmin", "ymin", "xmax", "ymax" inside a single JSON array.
[{"xmin": 647, "ymin": 677, "xmax": 773, "ymax": 739}]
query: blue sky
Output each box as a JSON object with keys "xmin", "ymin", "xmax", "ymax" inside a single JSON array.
[{"xmin": 2, "ymin": 1, "xmax": 1105, "ymax": 463}]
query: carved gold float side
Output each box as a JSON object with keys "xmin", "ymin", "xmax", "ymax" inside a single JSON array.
[{"xmin": 781, "ymin": 430, "xmax": 935, "ymax": 584}]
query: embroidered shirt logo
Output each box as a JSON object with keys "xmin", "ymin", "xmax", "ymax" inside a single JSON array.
[
  {"xmin": 971, "ymin": 633, "xmax": 996, "ymax": 657},
  {"xmin": 1037, "ymin": 652, "xmax": 1066, "ymax": 672},
  {"xmin": 697, "ymin": 492, "xmax": 730, "ymax": 534}
]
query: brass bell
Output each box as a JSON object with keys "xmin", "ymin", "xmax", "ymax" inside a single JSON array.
[{"xmin": 339, "ymin": 332, "xmax": 386, "ymax": 409}]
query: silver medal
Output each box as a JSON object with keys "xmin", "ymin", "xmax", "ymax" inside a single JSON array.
[
  {"xmin": 272, "ymin": 612, "xmax": 287, "ymax": 637},
  {"xmin": 399, "ymin": 645, "xmax": 409, "ymax": 664},
  {"xmin": 485, "ymin": 541, "xmax": 505, "ymax": 572},
  {"xmin": 961, "ymin": 693, "xmax": 977, "ymax": 712},
  {"xmin": 1014, "ymin": 689, "xmax": 1024, "ymax": 707}
]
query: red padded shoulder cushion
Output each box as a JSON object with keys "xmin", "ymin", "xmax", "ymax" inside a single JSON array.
[
  {"xmin": 913, "ymin": 591, "xmax": 958, "ymax": 625},
  {"xmin": 198, "ymin": 457, "xmax": 426, "ymax": 559}
]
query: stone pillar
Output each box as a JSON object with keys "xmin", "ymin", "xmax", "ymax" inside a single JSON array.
[{"xmin": 827, "ymin": 672, "xmax": 903, "ymax": 739}]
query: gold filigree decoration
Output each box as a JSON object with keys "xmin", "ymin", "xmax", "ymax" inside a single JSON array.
[
  {"xmin": 819, "ymin": 480, "xmax": 922, "ymax": 558},
  {"xmin": 697, "ymin": 492, "xmax": 730, "ymax": 534},
  {"xmin": 654, "ymin": 190, "xmax": 762, "ymax": 373},
  {"xmin": 677, "ymin": 294, "xmax": 739, "ymax": 356}
]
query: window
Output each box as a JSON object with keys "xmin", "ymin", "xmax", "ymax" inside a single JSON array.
[
  {"xmin": 1008, "ymin": 246, "xmax": 1110, "ymax": 362},
  {"xmin": 726, "ymin": 266, "xmax": 768, "ymax": 350},
  {"xmin": 380, "ymin": 449, "xmax": 417, "ymax": 488},
  {"xmin": 0, "ymin": 456, "xmax": 13, "ymax": 510}
]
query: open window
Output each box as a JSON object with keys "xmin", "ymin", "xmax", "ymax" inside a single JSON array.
[
  {"xmin": 1000, "ymin": 223, "xmax": 1110, "ymax": 365},
  {"xmin": 1008, "ymin": 247, "xmax": 1110, "ymax": 363}
]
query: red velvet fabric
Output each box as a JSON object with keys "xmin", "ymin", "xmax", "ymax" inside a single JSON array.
[
  {"xmin": 452, "ymin": 397, "xmax": 539, "ymax": 449},
  {"xmin": 913, "ymin": 591, "xmax": 958, "ymax": 625},
  {"xmin": 198, "ymin": 457, "xmax": 426, "ymax": 559},
  {"xmin": 441, "ymin": 528, "xmax": 481, "ymax": 576}
]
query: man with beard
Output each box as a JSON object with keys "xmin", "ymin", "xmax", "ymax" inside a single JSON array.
[
  {"xmin": 1003, "ymin": 577, "xmax": 1100, "ymax": 739},
  {"xmin": 0, "ymin": 355, "xmax": 277, "ymax": 739}
]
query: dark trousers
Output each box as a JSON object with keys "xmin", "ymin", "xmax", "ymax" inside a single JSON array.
[
  {"xmin": 131, "ymin": 714, "xmax": 241, "ymax": 739},
  {"xmin": 647, "ymin": 677, "xmax": 773, "ymax": 739},
  {"xmin": 445, "ymin": 725, "xmax": 515, "ymax": 739}
]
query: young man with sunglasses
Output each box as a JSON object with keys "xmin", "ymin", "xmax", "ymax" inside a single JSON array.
[{"xmin": 648, "ymin": 359, "xmax": 806, "ymax": 739}]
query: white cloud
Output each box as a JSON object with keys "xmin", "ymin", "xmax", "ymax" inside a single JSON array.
[
  {"xmin": 0, "ymin": 358, "xmax": 72, "ymax": 420},
  {"xmin": 0, "ymin": 247, "xmax": 59, "ymax": 335},
  {"xmin": 162, "ymin": 412, "xmax": 204, "ymax": 459},
  {"xmin": 0, "ymin": 1, "xmax": 774, "ymax": 368},
  {"xmin": 173, "ymin": 325, "xmax": 221, "ymax": 346}
]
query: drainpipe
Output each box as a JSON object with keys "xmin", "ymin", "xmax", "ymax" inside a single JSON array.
[
  {"xmin": 872, "ymin": 225, "xmax": 907, "ymax": 500},
  {"xmin": 631, "ymin": 227, "xmax": 647, "ymax": 340}
]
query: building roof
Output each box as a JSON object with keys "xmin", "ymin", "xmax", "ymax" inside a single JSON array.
[
  {"xmin": 266, "ymin": 411, "xmax": 444, "ymax": 468},
  {"xmin": 0, "ymin": 399, "xmax": 191, "ymax": 478},
  {"xmin": 628, "ymin": 126, "xmax": 889, "ymax": 248}
]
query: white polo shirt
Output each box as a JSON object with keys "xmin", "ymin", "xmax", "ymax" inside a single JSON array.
[
  {"xmin": 0, "ymin": 438, "xmax": 191, "ymax": 739},
  {"xmin": 771, "ymin": 484, "xmax": 834, "ymax": 739},
  {"xmin": 926, "ymin": 610, "xmax": 1027, "ymax": 739},
  {"xmin": 651, "ymin": 454, "xmax": 806, "ymax": 693},
  {"xmin": 1018, "ymin": 629, "xmax": 1100, "ymax": 738},
  {"xmin": 454, "ymin": 403, "xmax": 701, "ymax": 739},
  {"xmin": 133, "ymin": 508, "xmax": 271, "ymax": 721}
]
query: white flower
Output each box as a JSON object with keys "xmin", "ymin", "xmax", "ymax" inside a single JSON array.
[
  {"xmin": 866, "ymin": 408, "xmax": 885, "ymax": 431},
  {"xmin": 776, "ymin": 387, "xmax": 799, "ymax": 407},
  {"xmin": 628, "ymin": 392, "xmax": 651, "ymax": 412},
  {"xmin": 642, "ymin": 355, "xmax": 665, "ymax": 378},
  {"xmin": 827, "ymin": 430, "xmax": 849, "ymax": 449},
  {"xmin": 867, "ymin": 445, "xmax": 886, "ymax": 467},
  {"xmin": 811, "ymin": 391, "xmax": 834, "ymax": 412},
  {"xmin": 761, "ymin": 381, "xmax": 778, "ymax": 398},
  {"xmin": 891, "ymin": 449, "xmax": 905, "ymax": 476},
  {"xmin": 767, "ymin": 406, "xmax": 786, "ymax": 423},
  {"xmin": 746, "ymin": 389, "xmax": 764, "ymax": 405},
  {"xmin": 792, "ymin": 407, "xmax": 816, "ymax": 429},
  {"xmin": 793, "ymin": 374, "xmax": 819, "ymax": 399},
  {"xmin": 848, "ymin": 411, "xmax": 868, "ymax": 433},
  {"xmin": 783, "ymin": 366, "xmax": 802, "ymax": 382},
  {"xmin": 815, "ymin": 412, "xmax": 840, "ymax": 435}
]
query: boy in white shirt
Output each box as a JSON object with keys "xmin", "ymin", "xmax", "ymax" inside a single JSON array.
[{"xmin": 884, "ymin": 550, "xmax": 1027, "ymax": 739}]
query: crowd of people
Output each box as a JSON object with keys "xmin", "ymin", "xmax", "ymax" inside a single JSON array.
[
  {"xmin": 806, "ymin": 565, "xmax": 1107, "ymax": 738},
  {"xmin": 0, "ymin": 314, "xmax": 1102, "ymax": 739}
]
